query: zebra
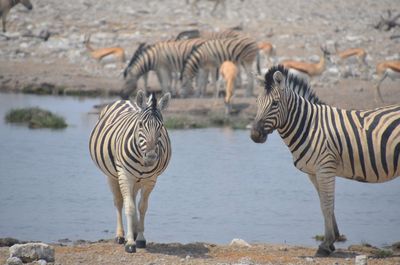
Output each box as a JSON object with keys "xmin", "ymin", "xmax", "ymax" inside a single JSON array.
[
  {"xmin": 181, "ymin": 36, "xmax": 259, "ymax": 97},
  {"xmin": 175, "ymin": 27, "xmax": 242, "ymax": 41},
  {"xmin": 89, "ymin": 90, "xmax": 171, "ymax": 253},
  {"xmin": 121, "ymin": 39, "xmax": 206, "ymax": 99},
  {"xmin": 250, "ymin": 65, "xmax": 400, "ymax": 257}
]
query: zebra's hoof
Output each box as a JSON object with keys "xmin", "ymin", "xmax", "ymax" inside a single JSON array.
[
  {"xmin": 115, "ymin": 237, "xmax": 125, "ymax": 244},
  {"xmin": 329, "ymin": 244, "xmax": 335, "ymax": 252},
  {"xmin": 315, "ymin": 246, "xmax": 332, "ymax": 257},
  {"xmin": 136, "ymin": 240, "xmax": 146, "ymax": 248},
  {"xmin": 125, "ymin": 244, "xmax": 136, "ymax": 253}
]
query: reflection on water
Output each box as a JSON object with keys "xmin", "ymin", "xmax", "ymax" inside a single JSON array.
[{"xmin": 0, "ymin": 93, "xmax": 399, "ymax": 247}]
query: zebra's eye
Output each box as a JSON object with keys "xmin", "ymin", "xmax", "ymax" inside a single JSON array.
[
  {"xmin": 271, "ymin": 100, "xmax": 279, "ymax": 107},
  {"xmin": 138, "ymin": 121, "xmax": 143, "ymax": 128}
]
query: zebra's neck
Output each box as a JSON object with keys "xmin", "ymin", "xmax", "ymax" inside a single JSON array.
[
  {"xmin": 277, "ymin": 92, "xmax": 321, "ymax": 153},
  {"xmin": 131, "ymin": 48, "xmax": 157, "ymax": 78}
]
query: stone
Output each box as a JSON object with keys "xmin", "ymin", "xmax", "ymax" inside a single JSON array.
[
  {"xmin": 9, "ymin": 243, "xmax": 55, "ymax": 263},
  {"xmin": 6, "ymin": 257, "xmax": 23, "ymax": 265},
  {"xmin": 355, "ymin": 255, "xmax": 367, "ymax": 265},
  {"xmin": 229, "ymin": 238, "xmax": 251, "ymax": 248}
]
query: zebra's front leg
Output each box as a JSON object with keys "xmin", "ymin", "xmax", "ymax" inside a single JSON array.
[
  {"xmin": 315, "ymin": 172, "xmax": 337, "ymax": 257},
  {"xmin": 107, "ymin": 178, "xmax": 125, "ymax": 244},
  {"xmin": 118, "ymin": 170, "xmax": 138, "ymax": 253},
  {"xmin": 136, "ymin": 182, "xmax": 156, "ymax": 248},
  {"xmin": 308, "ymin": 174, "xmax": 340, "ymax": 252}
]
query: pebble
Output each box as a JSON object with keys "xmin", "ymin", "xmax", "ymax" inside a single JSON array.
[{"xmin": 229, "ymin": 239, "xmax": 251, "ymax": 248}]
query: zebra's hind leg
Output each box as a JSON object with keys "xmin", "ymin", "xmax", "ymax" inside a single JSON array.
[
  {"xmin": 136, "ymin": 182, "xmax": 156, "ymax": 248},
  {"xmin": 107, "ymin": 177, "xmax": 125, "ymax": 245}
]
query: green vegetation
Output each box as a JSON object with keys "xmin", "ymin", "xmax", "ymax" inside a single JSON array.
[
  {"xmin": 373, "ymin": 248, "xmax": 393, "ymax": 258},
  {"xmin": 163, "ymin": 113, "xmax": 250, "ymax": 130},
  {"xmin": 5, "ymin": 107, "xmax": 67, "ymax": 129},
  {"xmin": 164, "ymin": 116, "xmax": 207, "ymax": 129},
  {"xmin": 313, "ymin": 234, "xmax": 347, "ymax": 242}
]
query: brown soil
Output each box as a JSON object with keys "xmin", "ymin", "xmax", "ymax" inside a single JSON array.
[{"xmin": 1, "ymin": 240, "xmax": 400, "ymax": 265}]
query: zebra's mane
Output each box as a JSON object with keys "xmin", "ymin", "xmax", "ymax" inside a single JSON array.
[
  {"xmin": 264, "ymin": 65, "xmax": 323, "ymax": 104},
  {"xmin": 123, "ymin": 42, "xmax": 150, "ymax": 78}
]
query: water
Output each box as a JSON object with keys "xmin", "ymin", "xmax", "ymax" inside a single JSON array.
[{"xmin": 0, "ymin": 93, "xmax": 399, "ymax": 248}]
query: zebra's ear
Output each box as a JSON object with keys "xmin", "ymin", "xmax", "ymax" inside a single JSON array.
[
  {"xmin": 158, "ymin": 92, "xmax": 171, "ymax": 111},
  {"xmin": 134, "ymin": 90, "xmax": 146, "ymax": 110},
  {"xmin": 273, "ymin": 71, "xmax": 284, "ymax": 89}
]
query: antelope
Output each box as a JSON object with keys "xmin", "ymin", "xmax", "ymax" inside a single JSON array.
[
  {"xmin": 84, "ymin": 34, "xmax": 126, "ymax": 67},
  {"xmin": 257, "ymin": 41, "xmax": 276, "ymax": 73},
  {"xmin": 326, "ymin": 44, "xmax": 368, "ymax": 76},
  {"xmin": 281, "ymin": 46, "xmax": 329, "ymax": 80},
  {"xmin": 375, "ymin": 60, "xmax": 400, "ymax": 102},
  {"xmin": 187, "ymin": 0, "xmax": 226, "ymax": 16},
  {"xmin": 0, "ymin": 0, "xmax": 32, "ymax": 33},
  {"xmin": 218, "ymin": 61, "xmax": 239, "ymax": 114}
]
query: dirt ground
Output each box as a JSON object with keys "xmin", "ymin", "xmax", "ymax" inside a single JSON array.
[
  {"xmin": 0, "ymin": 0, "xmax": 399, "ymax": 264},
  {"xmin": 1, "ymin": 239, "xmax": 400, "ymax": 265}
]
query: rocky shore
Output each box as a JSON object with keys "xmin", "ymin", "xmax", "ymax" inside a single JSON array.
[{"xmin": 1, "ymin": 238, "xmax": 399, "ymax": 265}]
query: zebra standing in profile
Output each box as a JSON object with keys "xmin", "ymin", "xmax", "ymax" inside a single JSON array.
[
  {"xmin": 89, "ymin": 90, "xmax": 171, "ymax": 253},
  {"xmin": 181, "ymin": 36, "xmax": 259, "ymax": 97},
  {"xmin": 121, "ymin": 39, "xmax": 206, "ymax": 99},
  {"xmin": 250, "ymin": 65, "xmax": 400, "ymax": 256}
]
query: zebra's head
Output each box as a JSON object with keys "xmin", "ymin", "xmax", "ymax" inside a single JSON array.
[
  {"xmin": 251, "ymin": 65, "xmax": 289, "ymax": 143},
  {"xmin": 134, "ymin": 90, "xmax": 170, "ymax": 167}
]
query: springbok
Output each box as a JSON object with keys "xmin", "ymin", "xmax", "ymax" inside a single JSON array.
[
  {"xmin": 187, "ymin": 0, "xmax": 226, "ymax": 16},
  {"xmin": 84, "ymin": 34, "xmax": 126, "ymax": 67},
  {"xmin": 218, "ymin": 61, "xmax": 239, "ymax": 114},
  {"xmin": 0, "ymin": 0, "xmax": 32, "ymax": 32},
  {"xmin": 375, "ymin": 60, "xmax": 400, "ymax": 102},
  {"xmin": 281, "ymin": 46, "xmax": 329, "ymax": 80},
  {"xmin": 326, "ymin": 44, "xmax": 368, "ymax": 76},
  {"xmin": 257, "ymin": 41, "xmax": 276, "ymax": 73}
]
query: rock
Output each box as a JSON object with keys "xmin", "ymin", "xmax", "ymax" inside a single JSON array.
[
  {"xmin": 229, "ymin": 238, "xmax": 251, "ymax": 248},
  {"xmin": 6, "ymin": 257, "xmax": 23, "ymax": 265},
  {"xmin": 355, "ymin": 255, "xmax": 367, "ymax": 265},
  {"xmin": 0, "ymin": 237, "xmax": 21, "ymax": 247},
  {"xmin": 9, "ymin": 243, "xmax": 55, "ymax": 263},
  {"xmin": 32, "ymin": 260, "xmax": 47, "ymax": 265}
]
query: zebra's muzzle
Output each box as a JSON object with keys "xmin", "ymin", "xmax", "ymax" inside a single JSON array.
[
  {"xmin": 144, "ymin": 150, "xmax": 158, "ymax": 167},
  {"xmin": 250, "ymin": 128, "xmax": 267, "ymax": 143}
]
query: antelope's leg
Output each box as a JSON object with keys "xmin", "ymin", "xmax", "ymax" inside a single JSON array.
[
  {"xmin": 2, "ymin": 12, "xmax": 7, "ymax": 33},
  {"xmin": 242, "ymin": 62, "xmax": 254, "ymax": 97},
  {"xmin": 375, "ymin": 73, "xmax": 387, "ymax": 103}
]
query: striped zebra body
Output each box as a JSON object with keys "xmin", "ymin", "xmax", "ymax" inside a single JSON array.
[
  {"xmin": 181, "ymin": 36, "xmax": 259, "ymax": 97},
  {"xmin": 250, "ymin": 65, "xmax": 400, "ymax": 256},
  {"xmin": 89, "ymin": 91, "xmax": 171, "ymax": 253},
  {"xmin": 121, "ymin": 39, "xmax": 206, "ymax": 99},
  {"xmin": 175, "ymin": 28, "xmax": 242, "ymax": 40}
]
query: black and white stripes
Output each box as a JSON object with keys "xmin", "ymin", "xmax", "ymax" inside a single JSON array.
[
  {"xmin": 251, "ymin": 65, "xmax": 400, "ymax": 256},
  {"xmin": 89, "ymin": 90, "xmax": 171, "ymax": 253}
]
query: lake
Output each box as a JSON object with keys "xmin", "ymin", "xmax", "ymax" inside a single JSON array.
[{"xmin": 0, "ymin": 93, "xmax": 399, "ymax": 248}]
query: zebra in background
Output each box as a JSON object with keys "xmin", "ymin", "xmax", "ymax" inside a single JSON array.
[
  {"xmin": 175, "ymin": 27, "xmax": 242, "ymax": 41},
  {"xmin": 181, "ymin": 36, "xmax": 259, "ymax": 97},
  {"xmin": 250, "ymin": 65, "xmax": 400, "ymax": 257},
  {"xmin": 121, "ymin": 38, "xmax": 206, "ymax": 99},
  {"xmin": 89, "ymin": 90, "xmax": 172, "ymax": 253}
]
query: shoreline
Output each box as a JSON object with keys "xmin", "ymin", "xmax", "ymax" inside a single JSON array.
[{"xmin": 1, "ymin": 237, "xmax": 399, "ymax": 265}]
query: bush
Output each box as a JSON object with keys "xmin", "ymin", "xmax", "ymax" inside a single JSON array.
[{"xmin": 5, "ymin": 107, "xmax": 67, "ymax": 129}]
